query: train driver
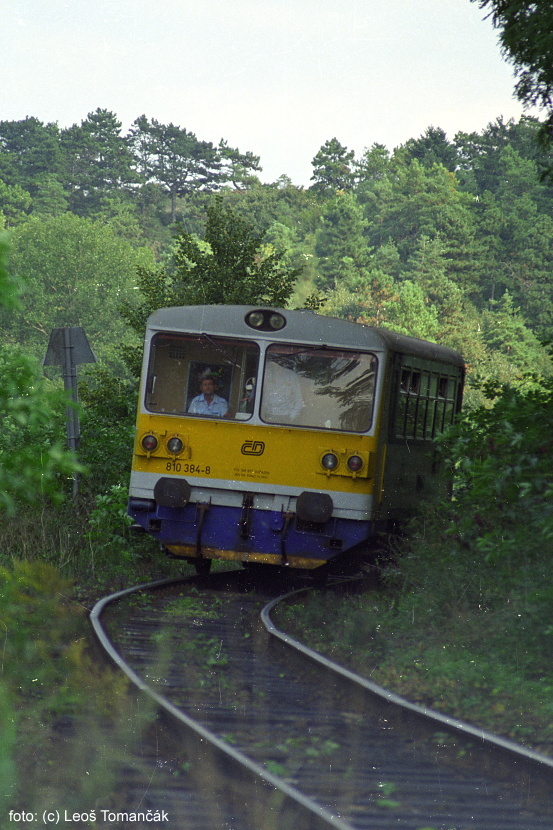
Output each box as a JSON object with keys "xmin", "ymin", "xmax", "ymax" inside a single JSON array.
[{"xmin": 188, "ymin": 374, "xmax": 229, "ymax": 417}]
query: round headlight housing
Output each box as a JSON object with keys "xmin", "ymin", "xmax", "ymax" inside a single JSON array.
[
  {"xmin": 141, "ymin": 434, "xmax": 158, "ymax": 453},
  {"xmin": 269, "ymin": 313, "xmax": 285, "ymax": 330},
  {"xmin": 246, "ymin": 311, "xmax": 265, "ymax": 328},
  {"xmin": 321, "ymin": 452, "xmax": 339, "ymax": 471},
  {"xmin": 167, "ymin": 437, "xmax": 184, "ymax": 455},
  {"xmin": 347, "ymin": 454, "xmax": 364, "ymax": 472},
  {"xmin": 245, "ymin": 309, "xmax": 287, "ymax": 331}
]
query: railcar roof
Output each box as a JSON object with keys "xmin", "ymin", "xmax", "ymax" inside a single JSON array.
[{"xmin": 147, "ymin": 305, "xmax": 465, "ymax": 368}]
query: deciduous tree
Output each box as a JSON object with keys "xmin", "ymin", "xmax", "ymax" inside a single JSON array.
[
  {"xmin": 120, "ymin": 198, "xmax": 301, "ymax": 340},
  {"xmin": 3, "ymin": 214, "xmax": 153, "ymax": 365}
]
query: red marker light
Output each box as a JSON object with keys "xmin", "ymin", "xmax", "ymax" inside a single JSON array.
[
  {"xmin": 347, "ymin": 455, "xmax": 363, "ymax": 472},
  {"xmin": 141, "ymin": 434, "xmax": 158, "ymax": 452}
]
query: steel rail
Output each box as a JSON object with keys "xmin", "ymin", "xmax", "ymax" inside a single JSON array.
[
  {"xmin": 90, "ymin": 577, "xmax": 355, "ymax": 830},
  {"xmin": 261, "ymin": 586, "xmax": 553, "ymax": 798}
]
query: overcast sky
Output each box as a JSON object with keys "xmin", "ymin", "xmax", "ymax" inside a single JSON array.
[{"xmin": 4, "ymin": 0, "xmax": 531, "ymax": 186}]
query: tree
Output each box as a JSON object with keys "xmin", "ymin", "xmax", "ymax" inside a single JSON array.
[
  {"xmin": 470, "ymin": 145, "xmax": 553, "ymax": 338},
  {"xmin": 120, "ymin": 197, "xmax": 302, "ymax": 338},
  {"xmin": 474, "ymin": 3, "xmax": 553, "ymax": 115},
  {"xmin": 322, "ymin": 266, "xmax": 399, "ymax": 329},
  {"xmin": 217, "ymin": 139, "xmax": 262, "ymax": 189},
  {"xmin": 473, "ymin": 2, "xmax": 553, "ymax": 163},
  {"xmin": 310, "ymin": 138, "xmax": 355, "ymax": 193},
  {"xmin": 401, "ymin": 126, "xmax": 458, "ymax": 171},
  {"xmin": 0, "ymin": 117, "xmax": 63, "ymax": 195},
  {"xmin": 384, "ymin": 280, "xmax": 441, "ymax": 341},
  {"xmin": 455, "ymin": 116, "xmax": 553, "ymax": 194},
  {"xmin": 129, "ymin": 116, "xmax": 221, "ymax": 222},
  {"xmin": 0, "ymin": 180, "xmax": 32, "ymax": 227},
  {"xmin": 480, "ymin": 291, "xmax": 552, "ymax": 377},
  {"xmin": 355, "ymin": 143, "xmax": 392, "ymax": 206},
  {"xmin": 60, "ymin": 109, "xmax": 137, "ymax": 214},
  {"xmin": 362, "ymin": 156, "xmax": 480, "ymax": 295},
  {"xmin": 406, "ymin": 235, "xmax": 466, "ymax": 343},
  {"xmin": 314, "ymin": 192, "xmax": 371, "ymax": 290},
  {"xmin": 3, "ymin": 214, "xmax": 154, "ymax": 364},
  {"xmin": 31, "ymin": 175, "xmax": 69, "ymax": 217}
]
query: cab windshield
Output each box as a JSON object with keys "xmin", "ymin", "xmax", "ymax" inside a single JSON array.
[
  {"xmin": 145, "ymin": 333, "xmax": 259, "ymax": 420},
  {"xmin": 260, "ymin": 344, "xmax": 376, "ymax": 432}
]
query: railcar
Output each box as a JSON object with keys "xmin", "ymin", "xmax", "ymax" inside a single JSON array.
[{"xmin": 128, "ymin": 306, "xmax": 464, "ymax": 573}]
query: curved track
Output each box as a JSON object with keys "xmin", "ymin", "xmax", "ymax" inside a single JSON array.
[{"xmin": 91, "ymin": 571, "xmax": 553, "ymax": 829}]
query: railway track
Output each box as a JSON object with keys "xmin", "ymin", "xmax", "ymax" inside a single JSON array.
[{"xmin": 91, "ymin": 570, "xmax": 553, "ymax": 829}]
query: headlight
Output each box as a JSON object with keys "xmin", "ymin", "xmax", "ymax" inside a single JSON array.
[
  {"xmin": 269, "ymin": 313, "xmax": 285, "ymax": 330},
  {"xmin": 246, "ymin": 311, "xmax": 265, "ymax": 328},
  {"xmin": 245, "ymin": 309, "xmax": 287, "ymax": 331},
  {"xmin": 167, "ymin": 437, "xmax": 184, "ymax": 455},
  {"xmin": 141, "ymin": 434, "xmax": 158, "ymax": 452},
  {"xmin": 321, "ymin": 452, "xmax": 339, "ymax": 471}
]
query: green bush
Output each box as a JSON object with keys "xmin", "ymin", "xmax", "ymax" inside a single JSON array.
[
  {"xmin": 0, "ymin": 559, "xmax": 154, "ymax": 815},
  {"xmin": 440, "ymin": 379, "xmax": 553, "ymax": 570},
  {"xmin": 0, "ymin": 235, "xmax": 80, "ymax": 517}
]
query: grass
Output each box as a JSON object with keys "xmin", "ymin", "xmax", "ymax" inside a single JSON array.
[
  {"xmin": 0, "ymin": 494, "xmax": 188, "ymax": 597},
  {"xmin": 275, "ymin": 547, "xmax": 553, "ymax": 757}
]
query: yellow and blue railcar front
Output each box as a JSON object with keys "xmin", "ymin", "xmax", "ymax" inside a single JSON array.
[{"xmin": 128, "ymin": 306, "xmax": 464, "ymax": 572}]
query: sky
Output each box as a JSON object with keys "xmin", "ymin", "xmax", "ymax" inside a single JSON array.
[{"xmin": 3, "ymin": 0, "xmax": 533, "ymax": 186}]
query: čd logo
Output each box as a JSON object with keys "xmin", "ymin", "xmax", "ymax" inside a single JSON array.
[{"xmin": 241, "ymin": 441, "xmax": 265, "ymax": 456}]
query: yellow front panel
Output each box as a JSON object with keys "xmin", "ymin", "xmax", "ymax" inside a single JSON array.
[{"xmin": 132, "ymin": 413, "xmax": 378, "ymax": 495}]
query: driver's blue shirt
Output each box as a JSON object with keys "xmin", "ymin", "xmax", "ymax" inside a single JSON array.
[{"xmin": 188, "ymin": 393, "xmax": 228, "ymax": 417}]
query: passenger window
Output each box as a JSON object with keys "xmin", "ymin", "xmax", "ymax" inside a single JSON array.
[{"xmin": 396, "ymin": 366, "xmax": 459, "ymax": 440}]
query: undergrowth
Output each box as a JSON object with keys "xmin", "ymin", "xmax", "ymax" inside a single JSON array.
[
  {"xmin": 0, "ymin": 488, "xmax": 182, "ymax": 594},
  {"xmin": 0, "ymin": 560, "xmax": 158, "ymax": 821}
]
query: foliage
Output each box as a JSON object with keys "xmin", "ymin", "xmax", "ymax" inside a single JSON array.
[
  {"xmin": 0, "ymin": 180, "xmax": 32, "ymax": 227},
  {"xmin": 121, "ymin": 197, "xmax": 302, "ymax": 339},
  {"xmin": 0, "ymin": 117, "xmax": 64, "ymax": 197},
  {"xmin": 310, "ymin": 137, "xmax": 355, "ymax": 193},
  {"xmin": 3, "ymin": 214, "xmax": 153, "ymax": 366},
  {"xmin": 314, "ymin": 191, "xmax": 371, "ymax": 290},
  {"xmin": 0, "ymin": 237, "xmax": 80, "ymax": 516},
  {"xmin": 0, "ymin": 345, "xmax": 81, "ymax": 516},
  {"xmin": 0, "ymin": 559, "xmax": 158, "ymax": 815},
  {"xmin": 85, "ymin": 484, "xmax": 138, "ymax": 575},
  {"xmin": 78, "ymin": 365, "xmax": 137, "ymax": 494},
  {"xmin": 0, "ymin": 233, "xmax": 20, "ymax": 309},
  {"xmin": 0, "ymin": 561, "xmax": 86, "ymax": 706},
  {"xmin": 0, "ymin": 560, "xmax": 81, "ymax": 811},
  {"xmin": 473, "ymin": 2, "xmax": 553, "ymax": 122},
  {"xmin": 130, "ymin": 115, "xmax": 221, "ymax": 223},
  {"xmin": 60, "ymin": 109, "xmax": 138, "ymax": 215},
  {"xmin": 438, "ymin": 378, "xmax": 553, "ymax": 568}
]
